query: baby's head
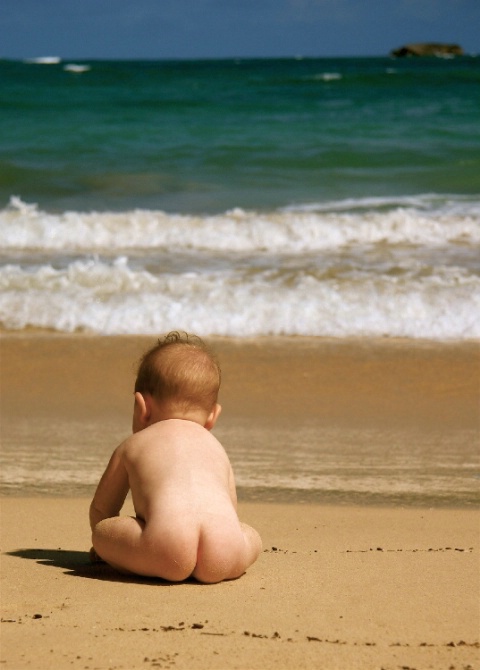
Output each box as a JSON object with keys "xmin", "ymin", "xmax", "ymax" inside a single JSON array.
[{"xmin": 133, "ymin": 332, "xmax": 222, "ymax": 431}]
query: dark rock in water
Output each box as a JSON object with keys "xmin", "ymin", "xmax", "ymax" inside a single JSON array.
[{"xmin": 391, "ymin": 43, "xmax": 464, "ymax": 58}]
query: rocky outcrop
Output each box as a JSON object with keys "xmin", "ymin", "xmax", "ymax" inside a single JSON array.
[{"xmin": 391, "ymin": 43, "xmax": 464, "ymax": 58}]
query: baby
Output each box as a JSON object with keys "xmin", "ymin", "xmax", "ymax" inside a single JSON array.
[{"xmin": 89, "ymin": 332, "xmax": 262, "ymax": 583}]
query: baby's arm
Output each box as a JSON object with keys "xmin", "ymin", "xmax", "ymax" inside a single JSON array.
[{"xmin": 89, "ymin": 445, "xmax": 130, "ymax": 530}]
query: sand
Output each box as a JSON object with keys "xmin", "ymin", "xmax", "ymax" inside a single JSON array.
[
  {"xmin": 1, "ymin": 333, "xmax": 479, "ymax": 669},
  {"xmin": 2, "ymin": 499, "xmax": 479, "ymax": 670},
  {"xmin": 2, "ymin": 334, "xmax": 479, "ymax": 430}
]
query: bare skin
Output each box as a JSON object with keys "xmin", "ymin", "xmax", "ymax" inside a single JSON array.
[{"xmin": 90, "ymin": 394, "xmax": 262, "ymax": 583}]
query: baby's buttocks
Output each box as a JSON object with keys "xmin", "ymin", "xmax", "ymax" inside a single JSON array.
[
  {"xmin": 193, "ymin": 514, "xmax": 246, "ymax": 583},
  {"xmin": 141, "ymin": 517, "xmax": 200, "ymax": 580}
]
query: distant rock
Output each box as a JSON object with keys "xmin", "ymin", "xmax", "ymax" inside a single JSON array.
[{"xmin": 391, "ymin": 43, "xmax": 464, "ymax": 58}]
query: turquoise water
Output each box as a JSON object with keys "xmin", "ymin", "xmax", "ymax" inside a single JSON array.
[
  {"xmin": 2, "ymin": 56, "xmax": 479, "ymax": 212},
  {"xmin": 1, "ymin": 56, "xmax": 479, "ymax": 339}
]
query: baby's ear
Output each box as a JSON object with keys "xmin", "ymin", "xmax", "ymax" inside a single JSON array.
[
  {"xmin": 132, "ymin": 392, "xmax": 151, "ymax": 432},
  {"xmin": 205, "ymin": 403, "xmax": 222, "ymax": 431}
]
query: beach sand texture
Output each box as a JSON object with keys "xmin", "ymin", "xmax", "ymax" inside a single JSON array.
[{"xmin": 1, "ymin": 334, "xmax": 479, "ymax": 669}]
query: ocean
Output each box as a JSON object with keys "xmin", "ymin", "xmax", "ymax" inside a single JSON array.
[
  {"xmin": 1, "ymin": 56, "xmax": 479, "ymax": 505},
  {"xmin": 1, "ymin": 56, "xmax": 479, "ymax": 339}
]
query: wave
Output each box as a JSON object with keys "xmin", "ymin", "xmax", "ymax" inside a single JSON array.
[
  {"xmin": 1, "ymin": 195, "xmax": 479, "ymax": 339},
  {"xmin": 63, "ymin": 64, "xmax": 91, "ymax": 73},
  {"xmin": 1, "ymin": 256, "xmax": 479, "ymax": 338},
  {"xmin": 23, "ymin": 56, "xmax": 61, "ymax": 65},
  {"xmin": 2, "ymin": 195, "xmax": 479, "ymax": 253},
  {"xmin": 306, "ymin": 72, "xmax": 342, "ymax": 82}
]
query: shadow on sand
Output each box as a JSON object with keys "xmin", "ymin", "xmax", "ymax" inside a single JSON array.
[{"xmin": 5, "ymin": 548, "xmax": 198, "ymax": 585}]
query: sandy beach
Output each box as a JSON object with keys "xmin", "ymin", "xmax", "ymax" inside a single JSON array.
[
  {"xmin": 1, "ymin": 333, "xmax": 479, "ymax": 669},
  {"xmin": 2, "ymin": 498, "xmax": 479, "ymax": 670}
]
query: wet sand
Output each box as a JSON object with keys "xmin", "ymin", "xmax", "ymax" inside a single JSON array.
[
  {"xmin": 2, "ymin": 333, "xmax": 478, "ymax": 430},
  {"xmin": 1, "ymin": 333, "xmax": 479, "ymax": 668}
]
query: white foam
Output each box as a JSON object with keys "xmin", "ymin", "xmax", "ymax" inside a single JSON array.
[
  {"xmin": 63, "ymin": 64, "xmax": 91, "ymax": 73},
  {"xmin": 1, "ymin": 257, "xmax": 478, "ymax": 339},
  {"xmin": 24, "ymin": 56, "xmax": 61, "ymax": 65},
  {"xmin": 2, "ymin": 196, "xmax": 479, "ymax": 253},
  {"xmin": 304, "ymin": 72, "xmax": 342, "ymax": 82},
  {"xmin": 1, "ymin": 195, "xmax": 478, "ymax": 339},
  {"xmin": 315, "ymin": 72, "xmax": 342, "ymax": 82}
]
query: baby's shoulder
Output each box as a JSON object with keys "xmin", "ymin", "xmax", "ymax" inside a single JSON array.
[{"xmin": 117, "ymin": 429, "xmax": 152, "ymax": 458}]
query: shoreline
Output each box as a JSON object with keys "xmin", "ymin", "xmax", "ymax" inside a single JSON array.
[
  {"xmin": 1, "ymin": 332, "xmax": 479, "ymax": 506},
  {"xmin": 2, "ymin": 326, "xmax": 480, "ymax": 341},
  {"xmin": 2, "ymin": 490, "xmax": 478, "ymax": 510}
]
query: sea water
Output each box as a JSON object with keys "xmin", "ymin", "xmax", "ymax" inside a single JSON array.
[
  {"xmin": 1, "ymin": 56, "xmax": 479, "ymax": 503},
  {"xmin": 1, "ymin": 56, "xmax": 479, "ymax": 339}
]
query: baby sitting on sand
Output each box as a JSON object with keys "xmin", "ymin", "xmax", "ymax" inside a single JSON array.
[{"xmin": 89, "ymin": 332, "xmax": 262, "ymax": 583}]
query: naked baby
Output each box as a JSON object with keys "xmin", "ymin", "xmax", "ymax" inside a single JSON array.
[{"xmin": 89, "ymin": 332, "xmax": 262, "ymax": 583}]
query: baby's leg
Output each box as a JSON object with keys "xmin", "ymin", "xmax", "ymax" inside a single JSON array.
[
  {"xmin": 92, "ymin": 516, "xmax": 196, "ymax": 580},
  {"xmin": 240, "ymin": 522, "xmax": 263, "ymax": 569},
  {"xmin": 92, "ymin": 516, "xmax": 145, "ymax": 575}
]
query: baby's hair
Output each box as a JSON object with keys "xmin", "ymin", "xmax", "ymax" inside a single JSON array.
[{"xmin": 134, "ymin": 332, "xmax": 221, "ymax": 414}]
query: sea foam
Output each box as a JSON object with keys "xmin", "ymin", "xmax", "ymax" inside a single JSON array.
[
  {"xmin": 1, "ymin": 196, "xmax": 479, "ymax": 339},
  {"xmin": 2, "ymin": 195, "xmax": 479, "ymax": 252}
]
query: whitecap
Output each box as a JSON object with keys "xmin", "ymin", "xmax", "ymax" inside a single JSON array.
[
  {"xmin": 24, "ymin": 56, "xmax": 61, "ymax": 65},
  {"xmin": 2, "ymin": 195, "xmax": 479, "ymax": 253},
  {"xmin": 63, "ymin": 64, "xmax": 91, "ymax": 73}
]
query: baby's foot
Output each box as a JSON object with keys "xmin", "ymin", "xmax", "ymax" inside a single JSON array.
[{"xmin": 89, "ymin": 547, "xmax": 105, "ymax": 564}]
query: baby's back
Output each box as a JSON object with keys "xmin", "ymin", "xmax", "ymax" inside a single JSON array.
[{"xmin": 122, "ymin": 419, "xmax": 235, "ymax": 524}]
